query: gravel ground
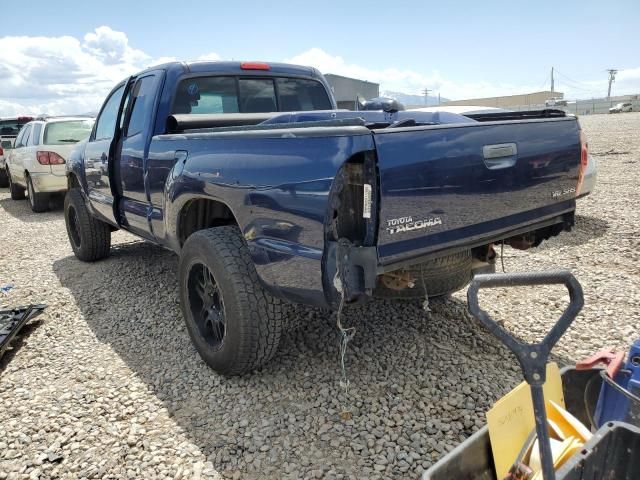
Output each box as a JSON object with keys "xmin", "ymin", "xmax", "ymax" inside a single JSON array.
[{"xmin": 0, "ymin": 112, "xmax": 638, "ymax": 479}]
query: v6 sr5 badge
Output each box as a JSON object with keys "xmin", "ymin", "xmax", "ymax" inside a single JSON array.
[{"xmin": 386, "ymin": 216, "xmax": 443, "ymax": 235}]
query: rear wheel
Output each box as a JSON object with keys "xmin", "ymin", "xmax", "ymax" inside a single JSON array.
[
  {"xmin": 373, "ymin": 250, "xmax": 473, "ymax": 299},
  {"xmin": 179, "ymin": 226, "xmax": 283, "ymax": 376},
  {"xmin": 27, "ymin": 176, "xmax": 49, "ymax": 212},
  {"xmin": 8, "ymin": 170, "xmax": 25, "ymax": 200},
  {"xmin": 0, "ymin": 168, "xmax": 8, "ymax": 188},
  {"xmin": 64, "ymin": 188, "xmax": 111, "ymax": 261}
]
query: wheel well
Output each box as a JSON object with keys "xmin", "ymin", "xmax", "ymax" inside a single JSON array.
[
  {"xmin": 178, "ymin": 198, "xmax": 237, "ymax": 246},
  {"xmin": 67, "ymin": 174, "xmax": 80, "ymax": 189}
]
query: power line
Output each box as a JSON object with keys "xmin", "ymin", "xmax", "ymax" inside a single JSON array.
[
  {"xmin": 553, "ymin": 69, "xmax": 590, "ymax": 87},
  {"xmin": 535, "ymin": 72, "xmax": 550, "ymax": 91}
]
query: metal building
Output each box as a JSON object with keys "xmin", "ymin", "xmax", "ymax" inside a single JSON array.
[{"xmin": 324, "ymin": 74, "xmax": 379, "ymax": 110}]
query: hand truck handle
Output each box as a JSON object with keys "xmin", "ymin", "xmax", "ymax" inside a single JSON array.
[{"xmin": 467, "ymin": 270, "xmax": 584, "ymax": 385}]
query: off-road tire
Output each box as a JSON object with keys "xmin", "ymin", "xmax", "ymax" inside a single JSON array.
[
  {"xmin": 373, "ymin": 250, "xmax": 473, "ymax": 299},
  {"xmin": 0, "ymin": 168, "xmax": 8, "ymax": 188},
  {"xmin": 64, "ymin": 188, "xmax": 111, "ymax": 261},
  {"xmin": 27, "ymin": 176, "xmax": 49, "ymax": 212},
  {"xmin": 8, "ymin": 171, "xmax": 25, "ymax": 200},
  {"xmin": 179, "ymin": 226, "xmax": 283, "ymax": 376}
]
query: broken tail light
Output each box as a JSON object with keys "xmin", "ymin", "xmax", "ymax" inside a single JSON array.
[{"xmin": 576, "ymin": 130, "xmax": 588, "ymax": 196}]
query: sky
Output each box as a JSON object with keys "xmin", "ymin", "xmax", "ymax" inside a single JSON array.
[{"xmin": 1, "ymin": 0, "xmax": 639, "ymax": 115}]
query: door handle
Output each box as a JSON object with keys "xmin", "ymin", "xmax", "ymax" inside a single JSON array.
[{"xmin": 482, "ymin": 143, "xmax": 517, "ymax": 169}]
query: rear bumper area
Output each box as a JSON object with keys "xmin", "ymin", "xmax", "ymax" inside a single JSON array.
[
  {"xmin": 377, "ymin": 201, "xmax": 575, "ymax": 268},
  {"xmin": 30, "ymin": 172, "xmax": 67, "ymax": 193},
  {"xmin": 325, "ymin": 209, "xmax": 574, "ymax": 307}
]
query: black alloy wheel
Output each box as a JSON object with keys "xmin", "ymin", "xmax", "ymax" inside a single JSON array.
[{"xmin": 187, "ymin": 262, "xmax": 226, "ymax": 349}]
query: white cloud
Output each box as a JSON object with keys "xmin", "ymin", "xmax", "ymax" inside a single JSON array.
[
  {"xmin": 0, "ymin": 27, "xmax": 214, "ymax": 117},
  {"xmin": 1, "ymin": 32, "xmax": 638, "ymax": 117},
  {"xmin": 197, "ymin": 52, "xmax": 222, "ymax": 62}
]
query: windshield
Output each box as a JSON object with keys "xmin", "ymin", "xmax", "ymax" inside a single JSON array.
[{"xmin": 43, "ymin": 120, "xmax": 94, "ymax": 145}]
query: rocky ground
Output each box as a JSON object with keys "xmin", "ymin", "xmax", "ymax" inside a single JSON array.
[{"xmin": 0, "ymin": 112, "xmax": 638, "ymax": 479}]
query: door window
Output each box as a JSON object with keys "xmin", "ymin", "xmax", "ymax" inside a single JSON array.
[
  {"xmin": 28, "ymin": 124, "xmax": 42, "ymax": 146},
  {"xmin": 125, "ymin": 75, "xmax": 160, "ymax": 137},
  {"xmin": 19, "ymin": 124, "xmax": 32, "ymax": 148},
  {"xmin": 94, "ymin": 85, "xmax": 126, "ymax": 141}
]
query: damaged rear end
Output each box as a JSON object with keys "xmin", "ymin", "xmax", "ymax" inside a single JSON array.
[{"xmin": 324, "ymin": 111, "xmax": 584, "ymax": 306}]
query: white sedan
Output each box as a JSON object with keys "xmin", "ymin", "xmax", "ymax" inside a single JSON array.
[{"xmin": 6, "ymin": 117, "xmax": 94, "ymax": 212}]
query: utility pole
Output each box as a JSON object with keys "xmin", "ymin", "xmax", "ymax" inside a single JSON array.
[
  {"xmin": 607, "ymin": 69, "xmax": 618, "ymax": 99},
  {"xmin": 551, "ymin": 67, "xmax": 554, "ymax": 93},
  {"xmin": 438, "ymin": 93, "xmax": 441, "ymax": 105},
  {"xmin": 422, "ymin": 88, "xmax": 432, "ymax": 105}
]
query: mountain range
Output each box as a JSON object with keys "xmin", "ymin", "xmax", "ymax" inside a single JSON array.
[{"xmin": 380, "ymin": 91, "xmax": 450, "ymax": 107}]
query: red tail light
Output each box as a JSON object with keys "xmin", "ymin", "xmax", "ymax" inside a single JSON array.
[
  {"xmin": 0, "ymin": 147, "xmax": 3, "ymax": 156},
  {"xmin": 240, "ymin": 62, "xmax": 270, "ymax": 70},
  {"xmin": 576, "ymin": 130, "xmax": 588, "ymax": 195},
  {"xmin": 36, "ymin": 151, "xmax": 66, "ymax": 165}
]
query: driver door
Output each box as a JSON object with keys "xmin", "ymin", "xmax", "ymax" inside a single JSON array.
[{"xmin": 83, "ymin": 81, "xmax": 130, "ymax": 225}]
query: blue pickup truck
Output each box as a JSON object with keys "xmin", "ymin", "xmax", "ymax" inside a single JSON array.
[{"xmin": 64, "ymin": 61, "xmax": 588, "ymax": 375}]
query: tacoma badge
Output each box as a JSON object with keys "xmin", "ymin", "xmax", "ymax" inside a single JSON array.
[{"xmin": 386, "ymin": 216, "xmax": 443, "ymax": 235}]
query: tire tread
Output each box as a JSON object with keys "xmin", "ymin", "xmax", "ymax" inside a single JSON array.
[
  {"xmin": 181, "ymin": 226, "xmax": 283, "ymax": 375},
  {"xmin": 64, "ymin": 188, "xmax": 111, "ymax": 262}
]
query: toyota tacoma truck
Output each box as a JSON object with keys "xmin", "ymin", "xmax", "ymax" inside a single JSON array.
[{"xmin": 64, "ymin": 61, "xmax": 589, "ymax": 375}]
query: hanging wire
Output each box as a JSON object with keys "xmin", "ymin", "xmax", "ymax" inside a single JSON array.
[{"xmin": 333, "ymin": 271, "xmax": 356, "ymax": 420}]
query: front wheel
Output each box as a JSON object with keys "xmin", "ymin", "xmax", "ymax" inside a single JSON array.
[
  {"xmin": 0, "ymin": 168, "xmax": 8, "ymax": 188},
  {"xmin": 179, "ymin": 226, "xmax": 283, "ymax": 376},
  {"xmin": 64, "ymin": 188, "xmax": 111, "ymax": 261}
]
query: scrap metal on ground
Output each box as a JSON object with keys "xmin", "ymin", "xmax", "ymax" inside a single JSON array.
[{"xmin": 0, "ymin": 304, "xmax": 46, "ymax": 359}]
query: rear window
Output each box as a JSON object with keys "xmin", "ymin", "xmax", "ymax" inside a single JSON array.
[
  {"xmin": 43, "ymin": 120, "xmax": 94, "ymax": 145},
  {"xmin": 0, "ymin": 119, "xmax": 31, "ymax": 136},
  {"xmin": 172, "ymin": 76, "xmax": 332, "ymax": 114}
]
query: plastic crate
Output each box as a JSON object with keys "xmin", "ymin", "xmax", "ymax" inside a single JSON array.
[
  {"xmin": 422, "ymin": 368, "xmax": 606, "ymax": 480},
  {"xmin": 558, "ymin": 421, "xmax": 640, "ymax": 479}
]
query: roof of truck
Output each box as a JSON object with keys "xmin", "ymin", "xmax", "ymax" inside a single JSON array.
[{"xmin": 142, "ymin": 61, "xmax": 323, "ymax": 79}]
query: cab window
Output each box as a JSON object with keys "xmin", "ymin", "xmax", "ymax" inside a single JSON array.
[
  {"xmin": 173, "ymin": 77, "xmax": 238, "ymax": 114},
  {"xmin": 171, "ymin": 76, "xmax": 332, "ymax": 114}
]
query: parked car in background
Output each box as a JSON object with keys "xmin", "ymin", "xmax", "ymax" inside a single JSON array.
[
  {"xmin": 6, "ymin": 117, "xmax": 94, "ymax": 211},
  {"xmin": 0, "ymin": 116, "xmax": 33, "ymax": 187},
  {"xmin": 546, "ymin": 97, "xmax": 568, "ymax": 107},
  {"xmin": 609, "ymin": 102, "xmax": 633, "ymax": 113}
]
